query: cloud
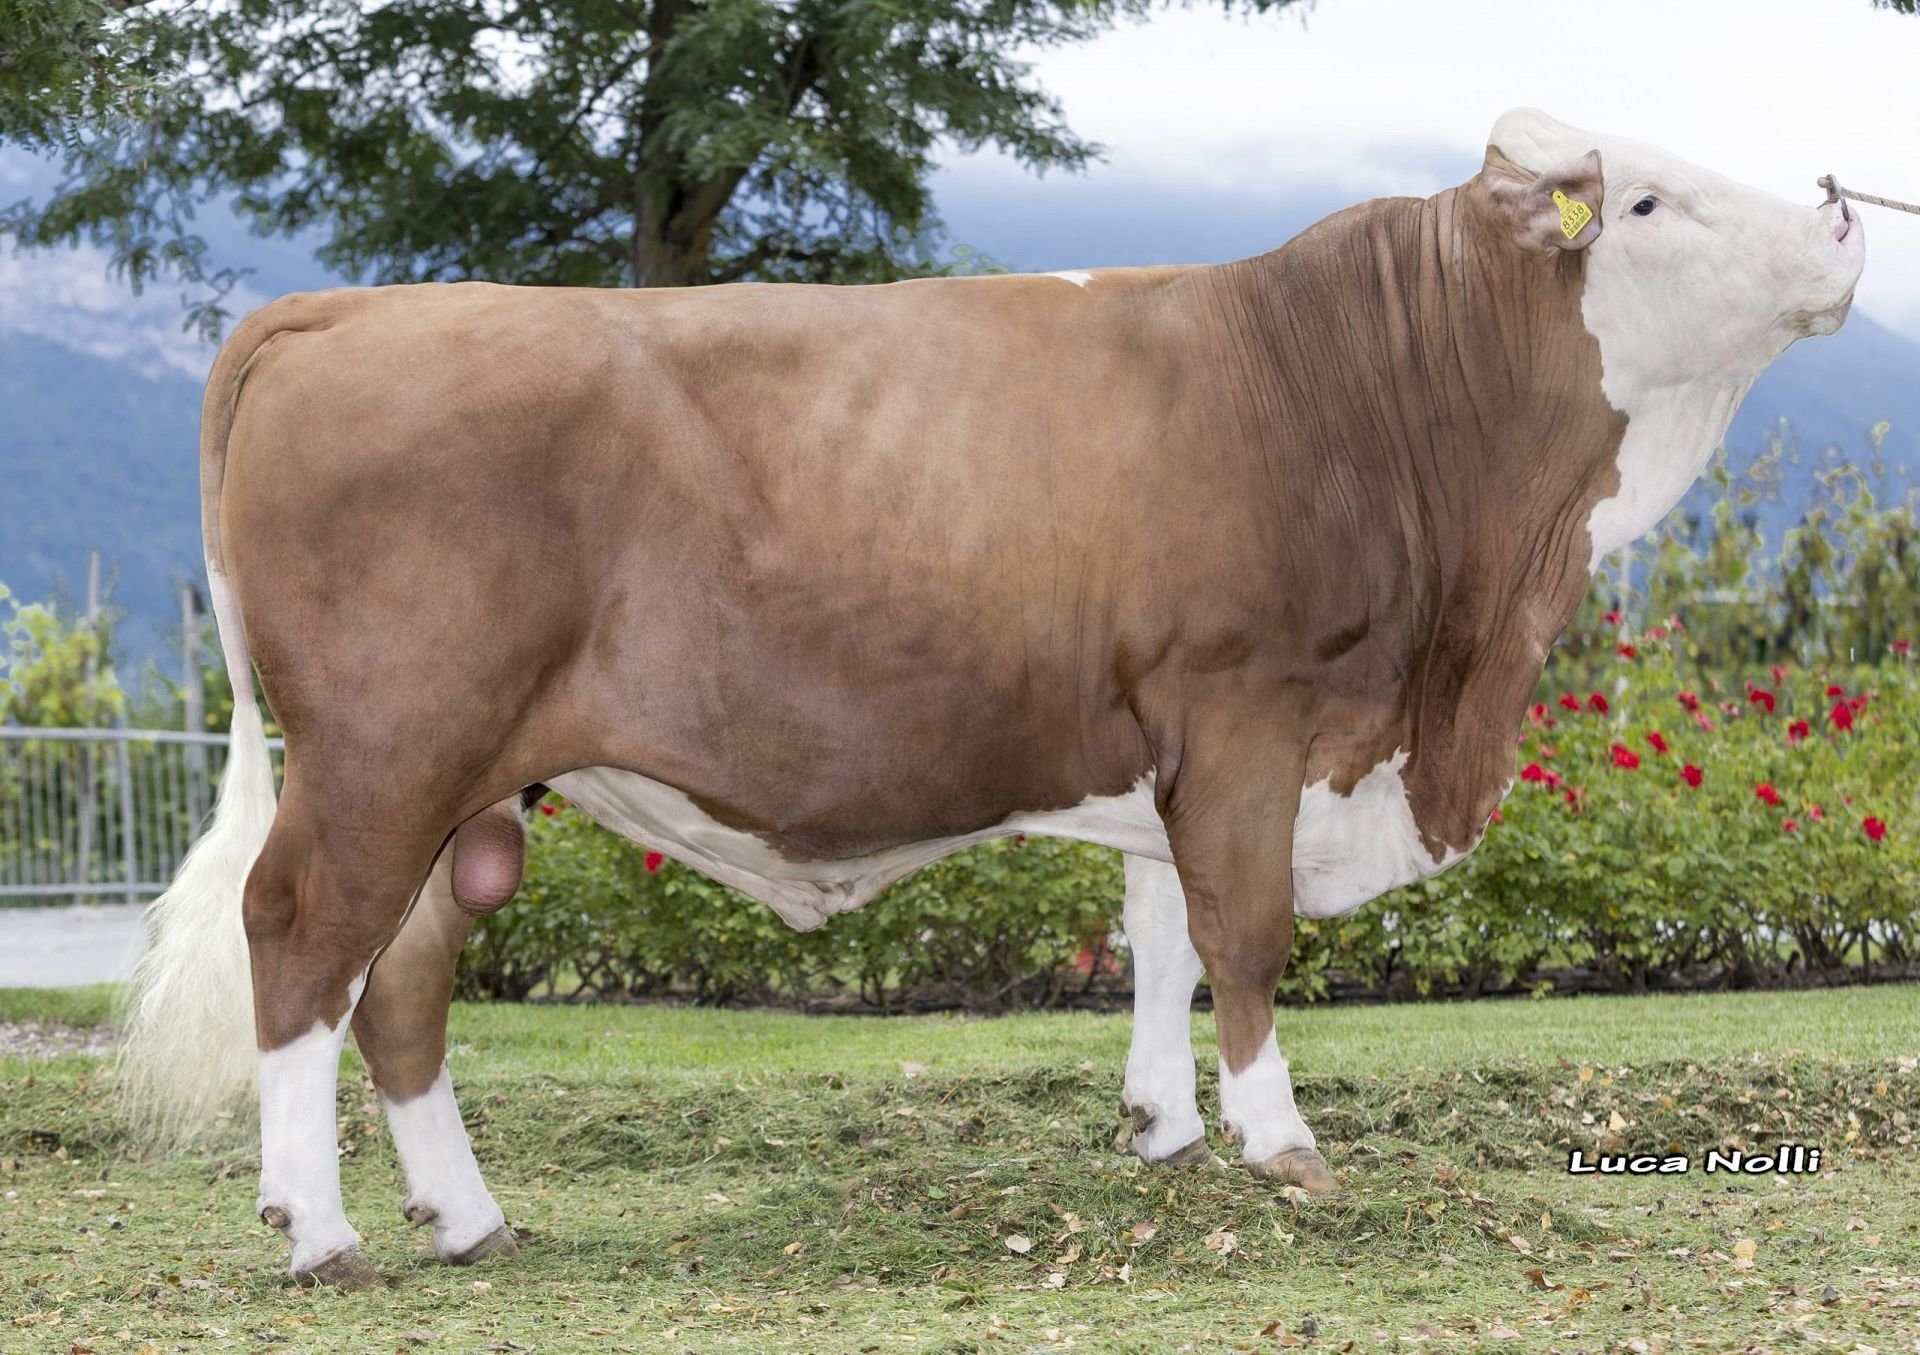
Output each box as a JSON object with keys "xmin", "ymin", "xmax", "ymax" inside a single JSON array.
[
  {"xmin": 0, "ymin": 243, "xmax": 265, "ymax": 383},
  {"xmin": 959, "ymin": 0, "xmax": 1920, "ymax": 338}
]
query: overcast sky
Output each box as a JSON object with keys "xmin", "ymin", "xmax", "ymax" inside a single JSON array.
[
  {"xmin": 945, "ymin": 0, "xmax": 1920, "ymax": 335},
  {"xmin": 3, "ymin": 0, "xmax": 1918, "ymax": 380}
]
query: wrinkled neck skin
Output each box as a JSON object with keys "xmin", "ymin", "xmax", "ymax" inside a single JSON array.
[{"xmin": 1191, "ymin": 182, "xmax": 1746, "ymax": 854}]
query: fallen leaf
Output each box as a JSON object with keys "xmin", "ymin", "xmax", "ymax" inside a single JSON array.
[
  {"xmin": 1202, "ymin": 1228, "xmax": 1237, "ymax": 1256},
  {"xmin": 1129, "ymin": 1221, "xmax": 1158, "ymax": 1245},
  {"xmin": 1003, "ymin": 1234, "xmax": 1032, "ymax": 1255},
  {"xmin": 1608, "ymin": 1110, "xmax": 1628, "ymax": 1133}
]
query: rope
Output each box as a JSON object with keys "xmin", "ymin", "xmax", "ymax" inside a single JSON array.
[{"xmin": 1817, "ymin": 175, "xmax": 1920, "ymax": 216}]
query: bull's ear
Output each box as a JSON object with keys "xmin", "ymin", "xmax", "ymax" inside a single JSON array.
[{"xmin": 1479, "ymin": 147, "xmax": 1605, "ymax": 254}]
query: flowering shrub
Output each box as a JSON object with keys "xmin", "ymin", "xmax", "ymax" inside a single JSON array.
[{"xmin": 1285, "ymin": 639, "xmax": 1920, "ymax": 1001}]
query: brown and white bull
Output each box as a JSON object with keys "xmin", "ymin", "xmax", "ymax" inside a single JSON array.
[{"xmin": 121, "ymin": 109, "xmax": 1864, "ymax": 1287}]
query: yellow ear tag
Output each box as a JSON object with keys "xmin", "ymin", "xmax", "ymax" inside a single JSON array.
[{"xmin": 1552, "ymin": 189, "xmax": 1594, "ymax": 240}]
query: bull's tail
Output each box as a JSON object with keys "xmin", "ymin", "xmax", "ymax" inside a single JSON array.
[{"xmin": 117, "ymin": 306, "xmax": 299, "ymax": 1145}]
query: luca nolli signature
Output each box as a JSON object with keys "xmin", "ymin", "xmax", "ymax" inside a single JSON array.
[{"xmin": 1566, "ymin": 1144, "xmax": 1823, "ymax": 1176}]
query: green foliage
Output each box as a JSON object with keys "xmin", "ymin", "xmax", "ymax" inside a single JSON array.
[
  {"xmin": 0, "ymin": 0, "xmax": 165, "ymax": 150},
  {"xmin": 0, "ymin": 580, "xmax": 123, "ymax": 726},
  {"xmin": 2, "ymin": 0, "xmax": 1320, "ymax": 332},
  {"xmin": 462, "ymin": 804, "xmax": 1121, "ymax": 1008},
  {"xmin": 1289, "ymin": 645, "xmax": 1918, "ymax": 1001}
]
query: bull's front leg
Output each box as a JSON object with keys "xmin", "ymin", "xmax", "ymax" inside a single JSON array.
[
  {"xmin": 1118, "ymin": 855, "xmax": 1217, "ymax": 1165},
  {"xmin": 1159, "ymin": 716, "xmax": 1338, "ymax": 1194}
]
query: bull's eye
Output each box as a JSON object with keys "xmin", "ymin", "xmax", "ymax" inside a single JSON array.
[{"xmin": 1630, "ymin": 195, "xmax": 1658, "ymax": 217}]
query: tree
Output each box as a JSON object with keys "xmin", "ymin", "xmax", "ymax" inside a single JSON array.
[
  {"xmin": 0, "ymin": 0, "xmax": 1301, "ymax": 334},
  {"xmin": 0, "ymin": 0, "xmax": 154, "ymax": 149}
]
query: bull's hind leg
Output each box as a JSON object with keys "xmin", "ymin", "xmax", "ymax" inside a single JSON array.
[
  {"xmin": 351, "ymin": 800, "xmax": 524, "ymax": 1266},
  {"xmin": 245, "ymin": 782, "xmax": 449, "ymax": 1288},
  {"xmin": 1118, "ymin": 855, "xmax": 1216, "ymax": 1165}
]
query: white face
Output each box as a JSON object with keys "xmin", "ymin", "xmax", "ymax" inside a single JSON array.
[
  {"xmin": 1490, "ymin": 107, "xmax": 1864, "ymax": 382},
  {"xmin": 1487, "ymin": 108, "xmax": 1868, "ymax": 565}
]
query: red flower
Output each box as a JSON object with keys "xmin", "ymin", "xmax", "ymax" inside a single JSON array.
[
  {"xmin": 1827, "ymin": 684, "xmax": 1845, "ymax": 698},
  {"xmin": 1782, "ymin": 819, "xmax": 1798, "ymax": 834},
  {"xmin": 1755, "ymin": 783, "xmax": 1782, "ymax": 807},
  {"xmin": 1587, "ymin": 692, "xmax": 1610, "ymax": 714},
  {"xmin": 1770, "ymin": 664, "xmax": 1789, "ymax": 685},
  {"xmin": 1680, "ymin": 764, "xmax": 1704, "ymax": 789},
  {"xmin": 1667, "ymin": 613, "xmax": 1686, "ymax": 632},
  {"xmin": 1864, "ymin": 817, "xmax": 1888, "ymax": 843},
  {"xmin": 1539, "ymin": 745, "xmax": 1558, "ymax": 759},
  {"xmin": 1695, "ymin": 712, "xmax": 1715, "ymax": 733},
  {"xmin": 1677, "ymin": 690, "xmax": 1701, "ymax": 712},
  {"xmin": 1558, "ymin": 693, "xmax": 1581, "ymax": 712},
  {"xmin": 1645, "ymin": 731, "xmax": 1670, "ymax": 755},
  {"xmin": 1830, "ymin": 701, "xmax": 1855, "ymax": 733},
  {"xmin": 1610, "ymin": 743, "xmax": 1641, "ymax": 770},
  {"xmin": 1748, "ymin": 687, "xmax": 1776, "ymax": 714},
  {"xmin": 644, "ymin": 850, "xmax": 665, "ymax": 873},
  {"xmin": 1895, "ymin": 639, "xmax": 1913, "ymax": 657},
  {"xmin": 540, "ymin": 803, "xmax": 557, "ymax": 816},
  {"xmin": 1618, "ymin": 643, "xmax": 1638, "ymax": 660},
  {"xmin": 1014, "ymin": 833, "xmax": 1028, "ymax": 844},
  {"xmin": 1563, "ymin": 787, "xmax": 1582, "ymax": 811},
  {"xmin": 1544, "ymin": 770, "xmax": 1564, "ymax": 790},
  {"xmin": 1489, "ymin": 807, "xmax": 1503, "ymax": 824},
  {"xmin": 1786, "ymin": 719, "xmax": 1811, "ymax": 746},
  {"xmin": 1529, "ymin": 701, "xmax": 1549, "ymax": 725},
  {"xmin": 1520, "ymin": 762, "xmax": 1548, "ymax": 783},
  {"xmin": 1809, "ymin": 803, "xmax": 1825, "ymax": 821},
  {"xmin": 1601, "ymin": 609, "xmax": 1623, "ymax": 626},
  {"xmin": 1648, "ymin": 626, "xmax": 1668, "ymax": 641}
]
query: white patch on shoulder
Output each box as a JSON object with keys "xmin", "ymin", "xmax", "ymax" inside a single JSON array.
[
  {"xmin": 1290, "ymin": 750, "xmax": 1463, "ymax": 918},
  {"xmin": 549, "ymin": 768, "xmax": 1166, "ymax": 931},
  {"xmin": 1045, "ymin": 270, "xmax": 1093, "ymax": 288}
]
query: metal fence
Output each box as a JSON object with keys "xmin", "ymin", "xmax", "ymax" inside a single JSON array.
[{"xmin": 0, "ymin": 727, "xmax": 284, "ymax": 906}]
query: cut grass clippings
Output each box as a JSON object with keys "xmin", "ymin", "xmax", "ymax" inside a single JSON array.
[{"xmin": 4, "ymin": 986, "xmax": 1920, "ymax": 1352}]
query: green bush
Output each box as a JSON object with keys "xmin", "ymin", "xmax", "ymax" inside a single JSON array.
[
  {"xmin": 460, "ymin": 808, "xmax": 1122, "ymax": 1009},
  {"xmin": 1290, "ymin": 643, "xmax": 1919, "ymax": 1001}
]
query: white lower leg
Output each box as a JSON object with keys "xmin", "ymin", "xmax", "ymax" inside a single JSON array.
[
  {"xmin": 1218, "ymin": 1031, "xmax": 1315, "ymax": 1163},
  {"xmin": 383, "ymin": 1065, "xmax": 507, "ymax": 1261},
  {"xmin": 257, "ymin": 982, "xmax": 363, "ymax": 1275},
  {"xmin": 1120, "ymin": 856, "xmax": 1207, "ymax": 1160}
]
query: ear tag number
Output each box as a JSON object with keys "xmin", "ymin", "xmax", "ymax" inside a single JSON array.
[{"xmin": 1552, "ymin": 190, "xmax": 1594, "ymax": 240}]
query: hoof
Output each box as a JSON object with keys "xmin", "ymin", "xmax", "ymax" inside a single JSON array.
[
  {"xmin": 298, "ymin": 1245, "xmax": 385, "ymax": 1290},
  {"xmin": 403, "ymin": 1202, "xmax": 438, "ymax": 1226},
  {"xmin": 444, "ymin": 1224, "xmax": 520, "ymax": 1266},
  {"xmin": 1158, "ymin": 1135, "xmax": 1227, "ymax": 1170},
  {"xmin": 1244, "ymin": 1145, "xmax": 1339, "ymax": 1194}
]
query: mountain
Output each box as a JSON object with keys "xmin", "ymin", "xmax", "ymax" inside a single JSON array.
[{"xmin": 3, "ymin": 280, "xmax": 1917, "ymax": 672}]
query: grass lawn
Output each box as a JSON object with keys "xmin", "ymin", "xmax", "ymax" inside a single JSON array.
[{"xmin": 5, "ymin": 985, "xmax": 1920, "ymax": 1353}]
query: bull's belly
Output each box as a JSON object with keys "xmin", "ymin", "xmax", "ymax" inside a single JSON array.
[
  {"xmin": 551, "ymin": 747, "xmax": 1468, "ymax": 931},
  {"xmin": 547, "ymin": 767, "xmax": 1170, "ymax": 930}
]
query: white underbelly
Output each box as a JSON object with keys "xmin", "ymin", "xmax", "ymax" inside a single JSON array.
[
  {"xmin": 548, "ymin": 767, "xmax": 1169, "ymax": 931},
  {"xmin": 552, "ymin": 746, "xmax": 1468, "ymax": 932}
]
